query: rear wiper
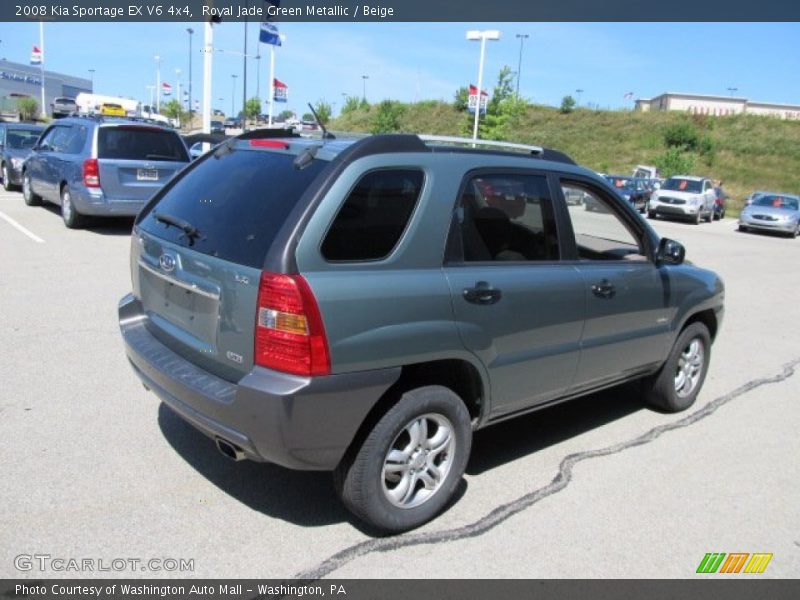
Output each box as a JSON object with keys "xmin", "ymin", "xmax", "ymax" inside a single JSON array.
[{"xmin": 153, "ymin": 212, "xmax": 204, "ymax": 245}]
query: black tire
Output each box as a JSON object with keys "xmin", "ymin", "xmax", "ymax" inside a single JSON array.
[
  {"xmin": 738, "ymin": 224, "xmax": 748, "ymax": 233},
  {"xmin": 22, "ymin": 172, "xmax": 42, "ymax": 206},
  {"xmin": 2, "ymin": 163, "xmax": 14, "ymax": 191},
  {"xmin": 60, "ymin": 185, "xmax": 86, "ymax": 229},
  {"xmin": 705, "ymin": 209, "xmax": 713, "ymax": 223},
  {"xmin": 693, "ymin": 211, "xmax": 701, "ymax": 225},
  {"xmin": 647, "ymin": 211, "xmax": 656, "ymax": 219},
  {"xmin": 641, "ymin": 322, "xmax": 711, "ymax": 413},
  {"xmin": 334, "ymin": 385, "xmax": 472, "ymax": 533}
]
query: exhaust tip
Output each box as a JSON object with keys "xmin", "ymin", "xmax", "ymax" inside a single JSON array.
[{"xmin": 215, "ymin": 437, "xmax": 245, "ymax": 461}]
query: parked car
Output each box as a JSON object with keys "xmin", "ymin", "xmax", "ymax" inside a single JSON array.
[
  {"xmin": 99, "ymin": 103, "xmax": 127, "ymax": 117},
  {"xmin": 603, "ymin": 175, "xmax": 650, "ymax": 213},
  {"xmin": 52, "ymin": 97, "xmax": 77, "ymax": 119},
  {"xmin": 712, "ymin": 186, "xmax": 729, "ymax": 220},
  {"xmin": 647, "ymin": 176, "xmax": 717, "ymax": 224},
  {"xmin": 738, "ymin": 193, "xmax": 800, "ymax": 238},
  {"xmin": 21, "ymin": 116, "xmax": 189, "ymax": 228},
  {"xmin": 119, "ymin": 132, "xmax": 723, "ymax": 533},
  {"xmin": 210, "ymin": 120, "xmax": 225, "ymax": 134},
  {"xmin": 0, "ymin": 122, "xmax": 44, "ymax": 191}
]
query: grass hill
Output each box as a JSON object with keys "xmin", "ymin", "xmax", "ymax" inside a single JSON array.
[{"xmin": 331, "ymin": 101, "xmax": 800, "ymax": 215}]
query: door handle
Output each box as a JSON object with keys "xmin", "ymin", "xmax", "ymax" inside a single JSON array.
[
  {"xmin": 591, "ymin": 279, "xmax": 616, "ymax": 299},
  {"xmin": 463, "ymin": 282, "xmax": 502, "ymax": 305}
]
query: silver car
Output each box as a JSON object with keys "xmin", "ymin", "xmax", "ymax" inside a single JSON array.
[{"xmin": 738, "ymin": 193, "xmax": 800, "ymax": 238}]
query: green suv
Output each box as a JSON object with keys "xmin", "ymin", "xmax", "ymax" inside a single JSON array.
[{"xmin": 119, "ymin": 132, "xmax": 724, "ymax": 532}]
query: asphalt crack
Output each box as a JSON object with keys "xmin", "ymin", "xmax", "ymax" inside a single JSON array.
[{"xmin": 295, "ymin": 357, "xmax": 800, "ymax": 580}]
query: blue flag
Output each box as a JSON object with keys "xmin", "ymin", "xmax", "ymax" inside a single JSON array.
[{"xmin": 259, "ymin": 22, "xmax": 281, "ymax": 46}]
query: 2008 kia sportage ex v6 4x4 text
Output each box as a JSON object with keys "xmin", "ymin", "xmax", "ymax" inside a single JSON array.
[{"xmin": 119, "ymin": 131, "xmax": 724, "ymax": 533}]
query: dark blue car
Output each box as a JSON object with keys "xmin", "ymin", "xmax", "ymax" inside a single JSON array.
[{"xmin": 0, "ymin": 122, "xmax": 45, "ymax": 191}]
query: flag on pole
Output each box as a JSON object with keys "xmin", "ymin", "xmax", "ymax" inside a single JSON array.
[
  {"xmin": 259, "ymin": 22, "xmax": 282, "ymax": 46},
  {"xmin": 273, "ymin": 79, "xmax": 288, "ymax": 102},
  {"xmin": 467, "ymin": 84, "xmax": 488, "ymax": 115},
  {"xmin": 162, "ymin": 82, "xmax": 172, "ymax": 96},
  {"xmin": 623, "ymin": 91, "xmax": 634, "ymax": 99},
  {"xmin": 30, "ymin": 45, "xmax": 43, "ymax": 65}
]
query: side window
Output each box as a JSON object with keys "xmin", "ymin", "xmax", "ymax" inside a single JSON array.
[
  {"xmin": 562, "ymin": 181, "xmax": 646, "ymax": 261},
  {"xmin": 454, "ymin": 173, "xmax": 559, "ymax": 262},
  {"xmin": 321, "ymin": 169, "xmax": 424, "ymax": 262},
  {"xmin": 38, "ymin": 126, "xmax": 59, "ymax": 149},
  {"xmin": 49, "ymin": 127, "xmax": 73, "ymax": 153},
  {"xmin": 62, "ymin": 125, "xmax": 87, "ymax": 154}
]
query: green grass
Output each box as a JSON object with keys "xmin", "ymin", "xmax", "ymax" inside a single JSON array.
[{"xmin": 332, "ymin": 102, "xmax": 800, "ymax": 216}]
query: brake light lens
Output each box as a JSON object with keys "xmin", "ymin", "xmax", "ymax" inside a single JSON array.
[
  {"xmin": 254, "ymin": 272, "xmax": 330, "ymax": 376},
  {"xmin": 83, "ymin": 159, "xmax": 100, "ymax": 188}
]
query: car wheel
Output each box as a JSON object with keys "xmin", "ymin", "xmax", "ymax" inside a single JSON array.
[
  {"xmin": 2, "ymin": 163, "xmax": 13, "ymax": 191},
  {"xmin": 22, "ymin": 172, "xmax": 42, "ymax": 206},
  {"xmin": 334, "ymin": 385, "xmax": 472, "ymax": 533},
  {"xmin": 705, "ymin": 209, "xmax": 713, "ymax": 223},
  {"xmin": 641, "ymin": 322, "xmax": 711, "ymax": 413},
  {"xmin": 738, "ymin": 224, "xmax": 748, "ymax": 233},
  {"xmin": 693, "ymin": 211, "xmax": 701, "ymax": 225},
  {"xmin": 790, "ymin": 224, "xmax": 799, "ymax": 239},
  {"xmin": 647, "ymin": 211, "xmax": 656, "ymax": 219},
  {"xmin": 61, "ymin": 185, "xmax": 86, "ymax": 229}
]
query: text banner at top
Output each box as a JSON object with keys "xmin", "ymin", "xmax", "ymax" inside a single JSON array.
[{"xmin": 3, "ymin": 0, "xmax": 800, "ymax": 22}]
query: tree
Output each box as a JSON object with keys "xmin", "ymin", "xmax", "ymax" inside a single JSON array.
[
  {"xmin": 341, "ymin": 95, "xmax": 362, "ymax": 115},
  {"xmin": 488, "ymin": 66, "xmax": 515, "ymax": 114},
  {"xmin": 301, "ymin": 112, "xmax": 314, "ymax": 122},
  {"xmin": 17, "ymin": 97, "xmax": 39, "ymax": 121},
  {"xmin": 370, "ymin": 100, "xmax": 405, "ymax": 134},
  {"xmin": 161, "ymin": 99, "xmax": 189, "ymax": 128},
  {"xmin": 453, "ymin": 86, "xmax": 469, "ymax": 112},
  {"xmin": 313, "ymin": 100, "xmax": 332, "ymax": 126},
  {"xmin": 278, "ymin": 110, "xmax": 294, "ymax": 121},
  {"xmin": 560, "ymin": 95, "xmax": 576, "ymax": 114},
  {"xmin": 244, "ymin": 97, "xmax": 261, "ymax": 121}
]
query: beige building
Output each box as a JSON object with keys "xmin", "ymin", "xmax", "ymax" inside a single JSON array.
[{"xmin": 635, "ymin": 92, "xmax": 800, "ymax": 120}]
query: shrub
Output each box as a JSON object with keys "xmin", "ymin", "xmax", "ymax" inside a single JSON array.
[
  {"xmin": 560, "ymin": 95, "xmax": 576, "ymax": 114},
  {"xmin": 370, "ymin": 100, "xmax": 405, "ymax": 134},
  {"xmin": 654, "ymin": 147, "xmax": 695, "ymax": 178},
  {"xmin": 17, "ymin": 97, "xmax": 39, "ymax": 121},
  {"xmin": 663, "ymin": 121, "xmax": 699, "ymax": 150}
]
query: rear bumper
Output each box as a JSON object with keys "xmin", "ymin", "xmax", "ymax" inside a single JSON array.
[
  {"xmin": 71, "ymin": 187, "xmax": 146, "ymax": 217},
  {"xmin": 119, "ymin": 294, "xmax": 400, "ymax": 470}
]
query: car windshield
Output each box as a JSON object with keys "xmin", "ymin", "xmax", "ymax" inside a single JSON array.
[
  {"xmin": 6, "ymin": 129, "xmax": 41, "ymax": 149},
  {"xmin": 753, "ymin": 195, "xmax": 799, "ymax": 210},
  {"xmin": 661, "ymin": 178, "xmax": 703, "ymax": 193}
]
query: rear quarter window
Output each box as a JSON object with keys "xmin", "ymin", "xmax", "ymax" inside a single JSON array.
[
  {"xmin": 98, "ymin": 126, "xmax": 189, "ymax": 162},
  {"xmin": 321, "ymin": 169, "xmax": 424, "ymax": 261}
]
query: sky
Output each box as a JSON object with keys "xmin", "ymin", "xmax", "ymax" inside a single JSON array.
[{"xmin": 1, "ymin": 22, "xmax": 799, "ymax": 116}]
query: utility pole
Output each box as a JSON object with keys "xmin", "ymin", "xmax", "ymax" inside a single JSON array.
[{"xmin": 515, "ymin": 33, "xmax": 529, "ymax": 97}]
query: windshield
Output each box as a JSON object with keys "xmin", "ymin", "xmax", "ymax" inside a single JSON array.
[
  {"xmin": 661, "ymin": 178, "xmax": 703, "ymax": 193},
  {"xmin": 6, "ymin": 129, "xmax": 41, "ymax": 149},
  {"xmin": 753, "ymin": 195, "xmax": 799, "ymax": 210},
  {"xmin": 137, "ymin": 148, "xmax": 330, "ymax": 269}
]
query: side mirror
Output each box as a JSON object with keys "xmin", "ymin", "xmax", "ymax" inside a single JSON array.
[{"xmin": 656, "ymin": 237, "xmax": 685, "ymax": 266}]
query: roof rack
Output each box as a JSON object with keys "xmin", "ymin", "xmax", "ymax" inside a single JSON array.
[{"xmin": 417, "ymin": 134, "xmax": 543, "ymax": 156}]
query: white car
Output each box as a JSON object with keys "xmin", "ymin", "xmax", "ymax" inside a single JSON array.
[{"xmin": 647, "ymin": 176, "xmax": 717, "ymax": 224}]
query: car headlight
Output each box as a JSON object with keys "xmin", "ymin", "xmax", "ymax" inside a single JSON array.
[{"xmin": 10, "ymin": 157, "xmax": 24, "ymax": 169}]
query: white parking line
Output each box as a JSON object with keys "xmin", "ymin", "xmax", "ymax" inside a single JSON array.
[{"xmin": 0, "ymin": 210, "xmax": 45, "ymax": 243}]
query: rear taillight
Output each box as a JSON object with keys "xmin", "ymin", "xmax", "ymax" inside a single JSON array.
[
  {"xmin": 254, "ymin": 272, "xmax": 330, "ymax": 377},
  {"xmin": 83, "ymin": 159, "xmax": 100, "ymax": 188}
]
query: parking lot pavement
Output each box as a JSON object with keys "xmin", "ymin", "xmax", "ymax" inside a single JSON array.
[{"xmin": 1, "ymin": 188, "xmax": 798, "ymax": 579}]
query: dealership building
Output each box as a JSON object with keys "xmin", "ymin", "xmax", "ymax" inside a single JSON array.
[
  {"xmin": 0, "ymin": 59, "xmax": 91, "ymax": 117},
  {"xmin": 635, "ymin": 92, "xmax": 800, "ymax": 120}
]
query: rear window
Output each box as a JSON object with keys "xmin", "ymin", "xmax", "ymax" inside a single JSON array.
[
  {"xmin": 138, "ymin": 149, "xmax": 329, "ymax": 268},
  {"xmin": 98, "ymin": 126, "xmax": 189, "ymax": 162}
]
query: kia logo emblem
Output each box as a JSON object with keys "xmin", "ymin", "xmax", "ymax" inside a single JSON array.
[{"xmin": 159, "ymin": 253, "xmax": 176, "ymax": 272}]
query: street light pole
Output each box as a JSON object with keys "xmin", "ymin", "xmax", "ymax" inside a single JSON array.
[
  {"xmin": 88, "ymin": 69, "xmax": 95, "ymax": 91},
  {"xmin": 154, "ymin": 54, "xmax": 162, "ymax": 112},
  {"xmin": 186, "ymin": 28, "xmax": 194, "ymax": 119},
  {"xmin": 467, "ymin": 29, "xmax": 501, "ymax": 141},
  {"xmin": 231, "ymin": 74, "xmax": 238, "ymax": 117},
  {"xmin": 575, "ymin": 88, "xmax": 584, "ymax": 107},
  {"xmin": 727, "ymin": 87, "xmax": 738, "ymax": 98},
  {"xmin": 361, "ymin": 75, "xmax": 369, "ymax": 102},
  {"xmin": 515, "ymin": 33, "xmax": 529, "ymax": 97}
]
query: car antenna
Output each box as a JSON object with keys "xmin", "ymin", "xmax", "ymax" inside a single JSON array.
[{"xmin": 307, "ymin": 102, "xmax": 335, "ymax": 140}]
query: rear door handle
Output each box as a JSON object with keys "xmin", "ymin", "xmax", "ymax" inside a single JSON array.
[
  {"xmin": 591, "ymin": 279, "xmax": 616, "ymax": 299},
  {"xmin": 463, "ymin": 282, "xmax": 502, "ymax": 305}
]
